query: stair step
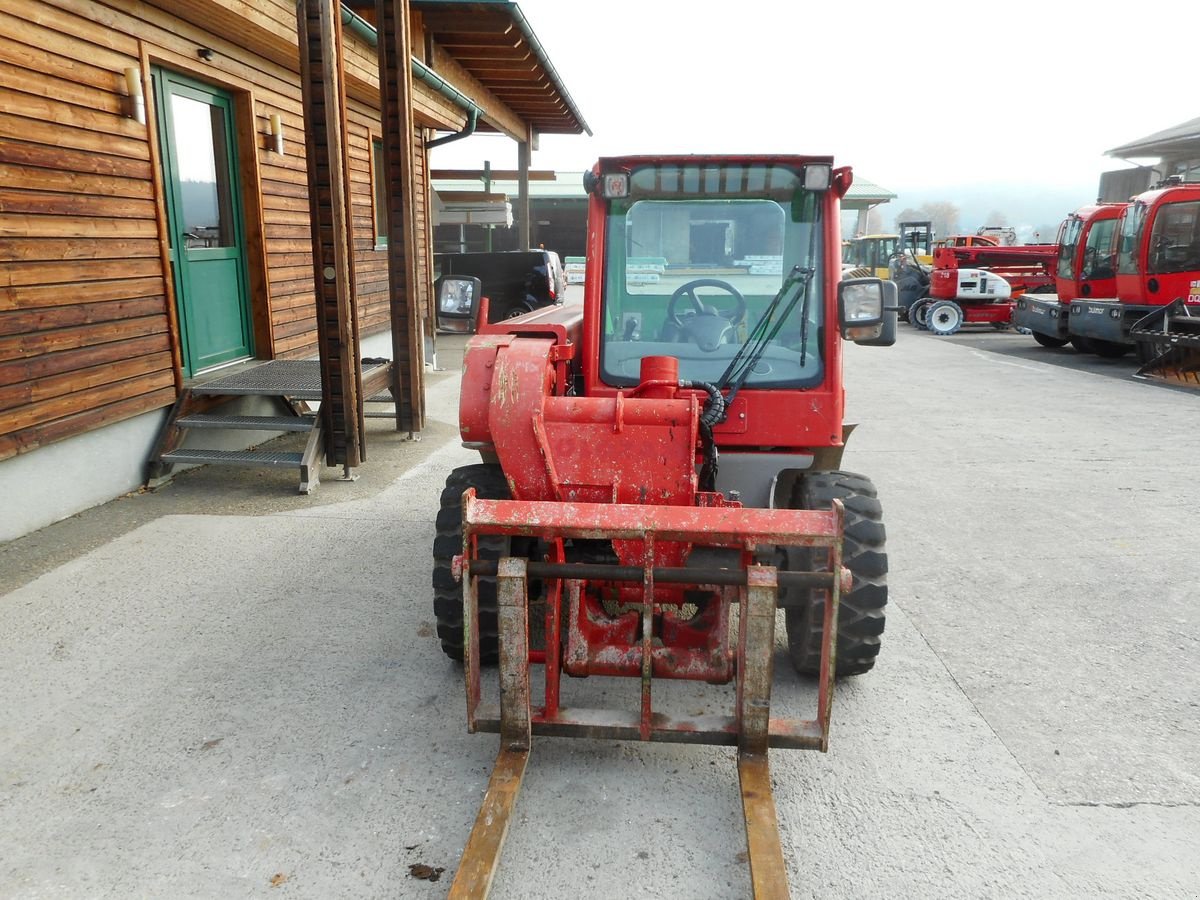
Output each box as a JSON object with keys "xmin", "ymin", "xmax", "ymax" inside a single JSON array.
[
  {"xmin": 160, "ymin": 448, "xmax": 304, "ymax": 469},
  {"xmin": 177, "ymin": 414, "xmax": 315, "ymax": 432}
]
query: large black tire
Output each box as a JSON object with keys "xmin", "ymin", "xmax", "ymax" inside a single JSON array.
[
  {"xmin": 910, "ymin": 300, "xmax": 930, "ymax": 330},
  {"xmin": 1090, "ymin": 338, "xmax": 1131, "ymax": 358},
  {"xmin": 1033, "ymin": 332, "xmax": 1070, "ymax": 348},
  {"xmin": 1070, "ymin": 336, "xmax": 1097, "ymax": 354},
  {"xmin": 783, "ymin": 471, "xmax": 888, "ymax": 677},
  {"xmin": 432, "ymin": 464, "xmax": 511, "ymax": 663}
]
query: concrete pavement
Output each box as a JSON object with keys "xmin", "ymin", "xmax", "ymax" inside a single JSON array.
[{"xmin": 1, "ymin": 329, "xmax": 1197, "ymax": 898}]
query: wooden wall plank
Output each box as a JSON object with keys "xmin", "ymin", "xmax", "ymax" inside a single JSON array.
[
  {"xmin": 0, "ymin": 276, "xmax": 165, "ymax": 312},
  {"xmin": 0, "ymin": 351, "xmax": 173, "ymax": 411},
  {"xmin": 0, "ymin": 297, "xmax": 168, "ymax": 339},
  {"xmin": 0, "ymin": 189, "xmax": 158, "ymax": 219},
  {"xmin": 0, "ymin": 30, "xmax": 119, "ymax": 92},
  {"xmin": 0, "ymin": 332, "xmax": 171, "ymax": 387},
  {"xmin": 0, "ymin": 214, "xmax": 158, "ymax": 240},
  {"xmin": 0, "ymin": 258, "xmax": 163, "ymax": 289},
  {"xmin": 0, "ymin": 316, "xmax": 168, "ymax": 362},
  {"xmin": 0, "ymin": 140, "xmax": 152, "ymax": 179},
  {"xmin": 0, "ymin": 163, "xmax": 152, "ymax": 199},
  {"xmin": 0, "ymin": 87, "xmax": 145, "ymax": 140},
  {"xmin": 0, "ymin": 387, "xmax": 178, "ymax": 460},
  {"xmin": 0, "ymin": 238, "xmax": 161, "ymax": 262},
  {"xmin": 0, "ymin": 113, "xmax": 148, "ymax": 161}
]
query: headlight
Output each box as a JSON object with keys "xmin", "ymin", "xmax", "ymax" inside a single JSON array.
[
  {"xmin": 840, "ymin": 280, "xmax": 883, "ymax": 323},
  {"xmin": 438, "ymin": 277, "xmax": 476, "ymax": 315}
]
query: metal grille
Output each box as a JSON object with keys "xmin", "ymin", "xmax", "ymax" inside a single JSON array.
[{"xmin": 191, "ymin": 360, "xmax": 389, "ymax": 400}]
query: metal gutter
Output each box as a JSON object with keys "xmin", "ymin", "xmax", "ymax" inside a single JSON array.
[
  {"xmin": 426, "ymin": 105, "xmax": 479, "ymax": 148},
  {"xmin": 339, "ymin": 4, "xmax": 485, "ymax": 122}
]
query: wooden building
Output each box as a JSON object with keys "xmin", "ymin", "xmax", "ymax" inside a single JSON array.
[{"xmin": 0, "ymin": 0, "xmax": 588, "ymax": 541}]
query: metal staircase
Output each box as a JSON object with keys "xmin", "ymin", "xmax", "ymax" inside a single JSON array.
[{"xmin": 147, "ymin": 359, "xmax": 395, "ymax": 493}]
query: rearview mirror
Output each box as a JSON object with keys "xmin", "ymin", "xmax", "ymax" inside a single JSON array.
[
  {"xmin": 435, "ymin": 275, "xmax": 483, "ymax": 334},
  {"xmin": 837, "ymin": 277, "xmax": 897, "ymax": 345}
]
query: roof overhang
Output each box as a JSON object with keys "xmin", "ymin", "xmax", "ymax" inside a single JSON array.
[
  {"xmin": 408, "ymin": 0, "xmax": 591, "ymax": 137},
  {"xmin": 1106, "ymin": 116, "xmax": 1200, "ymax": 160}
]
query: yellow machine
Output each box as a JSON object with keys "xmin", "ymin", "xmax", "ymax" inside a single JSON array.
[{"xmin": 842, "ymin": 233, "xmax": 899, "ymax": 279}]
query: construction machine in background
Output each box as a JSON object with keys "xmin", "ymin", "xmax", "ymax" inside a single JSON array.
[
  {"xmin": 908, "ymin": 242, "xmax": 1059, "ymax": 334},
  {"xmin": 977, "ymin": 225, "xmax": 1017, "ymax": 246},
  {"xmin": 1067, "ymin": 182, "xmax": 1200, "ymax": 364},
  {"xmin": 433, "ymin": 155, "xmax": 895, "ymax": 897},
  {"xmin": 933, "ymin": 233, "xmax": 1001, "ymax": 250},
  {"xmin": 897, "ymin": 219, "xmax": 934, "ymax": 264},
  {"xmin": 842, "ymin": 231, "xmax": 899, "ymax": 278},
  {"xmin": 1012, "ymin": 203, "xmax": 1125, "ymax": 351}
]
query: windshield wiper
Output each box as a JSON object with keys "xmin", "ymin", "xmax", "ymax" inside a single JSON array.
[
  {"xmin": 683, "ymin": 265, "xmax": 813, "ymax": 493},
  {"xmin": 716, "ymin": 264, "xmax": 813, "ymax": 404}
]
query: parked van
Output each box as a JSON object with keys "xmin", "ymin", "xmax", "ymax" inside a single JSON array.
[{"xmin": 434, "ymin": 249, "xmax": 565, "ymax": 331}]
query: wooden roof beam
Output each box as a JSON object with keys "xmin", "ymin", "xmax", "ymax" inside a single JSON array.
[
  {"xmin": 420, "ymin": 11, "xmax": 514, "ymax": 34},
  {"xmin": 429, "ymin": 42, "xmax": 526, "ymax": 142}
]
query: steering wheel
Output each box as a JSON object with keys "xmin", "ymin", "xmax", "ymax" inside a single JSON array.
[
  {"xmin": 666, "ymin": 279, "xmax": 747, "ymax": 326},
  {"xmin": 662, "ymin": 282, "xmax": 744, "ymax": 352}
]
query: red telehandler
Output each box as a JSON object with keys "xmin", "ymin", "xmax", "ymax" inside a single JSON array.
[
  {"xmin": 1012, "ymin": 202, "xmax": 1125, "ymax": 351},
  {"xmin": 432, "ymin": 155, "xmax": 896, "ymax": 897}
]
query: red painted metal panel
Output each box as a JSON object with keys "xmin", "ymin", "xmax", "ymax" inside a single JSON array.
[{"xmin": 464, "ymin": 495, "xmax": 841, "ymax": 547}]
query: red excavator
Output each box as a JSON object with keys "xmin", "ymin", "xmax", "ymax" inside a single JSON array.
[{"xmin": 433, "ymin": 155, "xmax": 895, "ymax": 897}]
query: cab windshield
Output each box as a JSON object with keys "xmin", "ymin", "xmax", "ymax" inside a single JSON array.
[
  {"xmin": 1147, "ymin": 200, "xmax": 1200, "ymax": 274},
  {"xmin": 1118, "ymin": 201, "xmax": 1146, "ymax": 275},
  {"xmin": 1056, "ymin": 216, "xmax": 1083, "ymax": 280},
  {"xmin": 1080, "ymin": 217, "xmax": 1118, "ymax": 280},
  {"xmin": 600, "ymin": 163, "xmax": 824, "ymax": 388}
]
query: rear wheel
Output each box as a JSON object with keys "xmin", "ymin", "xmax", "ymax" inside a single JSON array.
[
  {"xmin": 783, "ymin": 471, "xmax": 888, "ymax": 677},
  {"xmin": 1070, "ymin": 336, "xmax": 1097, "ymax": 354},
  {"xmin": 910, "ymin": 300, "xmax": 930, "ymax": 330},
  {"xmin": 1033, "ymin": 332, "xmax": 1070, "ymax": 348},
  {"xmin": 432, "ymin": 464, "xmax": 513, "ymax": 663},
  {"xmin": 1090, "ymin": 338, "xmax": 1131, "ymax": 358},
  {"xmin": 927, "ymin": 300, "xmax": 964, "ymax": 336}
]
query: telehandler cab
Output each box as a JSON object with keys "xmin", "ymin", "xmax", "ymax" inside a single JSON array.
[{"xmin": 432, "ymin": 155, "xmax": 895, "ymax": 897}]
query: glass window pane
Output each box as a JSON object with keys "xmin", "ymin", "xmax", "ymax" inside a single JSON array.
[
  {"xmin": 1148, "ymin": 200, "xmax": 1200, "ymax": 275},
  {"xmin": 372, "ymin": 139, "xmax": 388, "ymax": 245},
  {"xmin": 170, "ymin": 93, "xmax": 234, "ymax": 249}
]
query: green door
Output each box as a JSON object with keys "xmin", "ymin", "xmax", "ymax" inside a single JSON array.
[{"xmin": 153, "ymin": 69, "xmax": 252, "ymax": 376}]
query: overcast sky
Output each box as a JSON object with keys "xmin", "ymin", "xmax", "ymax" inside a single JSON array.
[{"xmin": 429, "ymin": 0, "xmax": 1190, "ymax": 227}]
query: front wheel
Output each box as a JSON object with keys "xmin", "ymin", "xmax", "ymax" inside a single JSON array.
[
  {"xmin": 783, "ymin": 471, "xmax": 888, "ymax": 677},
  {"xmin": 910, "ymin": 300, "xmax": 931, "ymax": 330},
  {"xmin": 432, "ymin": 464, "xmax": 513, "ymax": 663},
  {"xmin": 927, "ymin": 300, "xmax": 964, "ymax": 336},
  {"xmin": 1033, "ymin": 332, "xmax": 1070, "ymax": 348}
]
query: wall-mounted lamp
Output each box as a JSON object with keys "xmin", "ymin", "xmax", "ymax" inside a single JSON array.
[
  {"xmin": 197, "ymin": 47, "xmax": 215, "ymax": 62},
  {"xmin": 124, "ymin": 67, "xmax": 145, "ymax": 125},
  {"xmin": 269, "ymin": 114, "xmax": 285, "ymax": 156}
]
